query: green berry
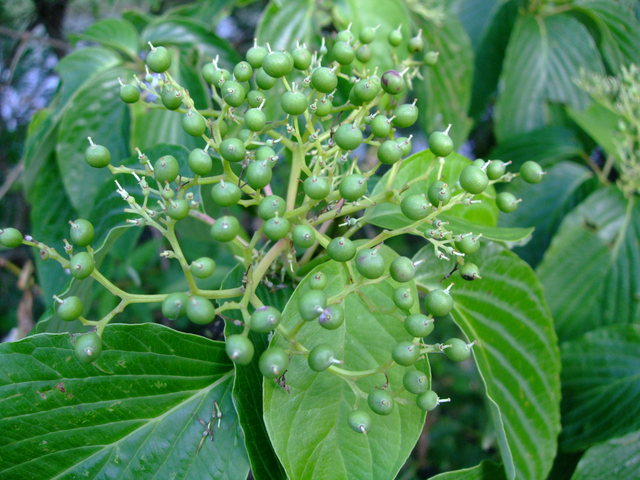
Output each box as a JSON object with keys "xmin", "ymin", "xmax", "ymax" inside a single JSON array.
[
  {"xmin": 400, "ymin": 193, "xmax": 430, "ymax": 220},
  {"xmin": 393, "ymin": 286, "xmax": 415, "ymax": 310},
  {"xmin": 487, "ymin": 160, "xmax": 506, "ymax": 180},
  {"xmin": 444, "ymin": 337, "xmax": 472, "ymax": 362},
  {"xmin": 403, "ymin": 369, "xmax": 428, "ymax": 394},
  {"xmin": 308, "ymin": 344, "xmax": 337, "ymax": 371},
  {"xmin": 352, "ymin": 78, "xmax": 381, "ymax": 103},
  {"xmin": 427, "ymin": 181, "xmax": 451, "ymax": 207},
  {"xmin": 69, "ymin": 252, "xmax": 94, "ymax": 280},
  {"xmin": 408, "ymin": 33, "xmax": 424, "ymax": 53},
  {"xmin": 520, "ymin": 161, "xmax": 544, "ymax": 183},
  {"xmin": 259, "ymin": 347, "xmax": 289, "ymax": 378},
  {"xmin": 303, "ymin": 176, "xmax": 330, "ymax": 200},
  {"xmin": 220, "ymin": 80, "xmax": 246, "ymax": 107},
  {"xmin": 255, "ymin": 68, "xmax": 277, "ymax": 89},
  {"xmin": 85, "ymin": 144, "xmax": 110, "ymax": 168},
  {"xmin": 347, "ymin": 410, "xmax": 371, "ymax": 434},
  {"xmin": 256, "ymin": 145, "xmax": 277, "ymax": 164},
  {"xmin": 404, "ymin": 313, "xmax": 434, "ymax": 337},
  {"xmin": 292, "ymin": 47, "xmax": 312, "ymax": 70},
  {"xmin": 262, "ymin": 51, "xmax": 291, "ymax": 77},
  {"xmin": 0, "ymin": 228, "xmax": 23, "ymax": 248},
  {"xmin": 220, "ymin": 138, "xmax": 246, "ymax": 163},
  {"xmin": 311, "ymin": 67, "xmax": 337, "ymax": 93},
  {"xmin": 245, "ymin": 161, "xmax": 272, "ymax": 189},
  {"xmin": 75, "ymin": 332, "xmax": 102, "ymax": 363},
  {"xmin": 359, "ymin": 26, "xmax": 376, "ymax": 44},
  {"xmin": 210, "ymin": 181, "xmax": 241, "ymax": 206},
  {"xmin": 339, "ymin": 174, "xmax": 367, "ymax": 201},
  {"xmin": 416, "ymin": 390, "xmax": 440, "ymax": 411},
  {"xmin": 186, "ymin": 295, "xmax": 215, "ymax": 325},
  {"xmin": 318, "ymin": 304, "xmax": 344, "ymax": 330},
  {"xmin": 210, "ymin": 216, "xmax": 240, "ymax": 242},
  {"xmin": 245, "ymin": 108, "xmax": 266, "ymax": 131},
  {"xmin": 258, "ymin": 195, "xmax": 285, "ymax": 220},
  {"xmin": 388, "ymin": 28, "xmax": 402, "ymax": 46},
  {"xmin": 392, "ymin": 341, "xmax": 420, "ymax": 366},
  {"xmin": 314, "ymin": 97, "xmax": 333, "ymax": 117},
  {"xmin": 309, "ymin": 271, "xmax": 328, "ymax": 290},
  {"xmin": 424, "ymin": 51, "xmax": 439, "ymax": 66},
  {"xmin": 381, "ymin": 70, "xmax": 404, "ymax": 94},
  {"xmin": 356, "ymin": 45, "xmax": 372, "ymax": 63},
  {"xmin": 292, "ymin": 224, "xmax": 315, "ymax": 249},
  {"xmin": 355, "ymin": 248, "xmax": 385, "ymax": 279},
  {"xmin": 390, "ymin": 256, "xmax": 415, "ymax": 282},
  {"xmin": 455, "ymin": 235, "xmax": 480, "ymax": 255},
  {"xmin": 281, "ymin": 91, "xmax": 308, "ymax": 115},
  {"xmin": 371, "ymin": 115, "xmax": 392, "ymax": 138},
  {"xmin": 225, "ymin": 334, "xmax": 254, "ymax": 365},
  {"xmin": 393, "ymin": 103, "xmax": 418, "ymax": 128},
  {"xmin": 166, "ymin": 199, "xmax": 190, "ymax": 220},
  {"xmin": 146, "ymin": 45, "xmax": 171, "ymax": 73},
  {"xmin": 233, "ymin": 61, "xmax": 253, "ymax": 82},
  {"xmin": 429, "ymin": 131, "xmax": 454, "ymax": 157},
  {"xmin": 424, "ymin": 289, "xmax": 453, "ymax": 317},
  {"xmin": 327, "ymin": 237, "xmax": 356, "ymax": 262},
  {"xmin": 250, "ymin": 306, "xmax": 281, "ymax": 333},
  {"xmin": 336, "ymin": 29, "xmax": 354, "ymax": 43},
  {"xmin": 377, "ymin": 140, "xmax": 403, "ymax": 165},
  {"xmin": 246, "ymin": 45, "xmax": 268, "ymax": 68},
  {"xmin": 496, "ymin": 192, "xmax": 520, "ymax": 213},
  {"xmin": 299, "ymin": 290, "xmax": 327, "ymax": 321},
  {"xmin": 69, "ymin": 219, "xmax": 94, "ymax": 247},
  {"xmin": 154, "ymin": 155, "xmax": 179, "ymax": 183},
  {"xmin": 459, "ymin": 165, "xmax": 489, "ymax": 194},
  {"xmin": 161, "ymin": 292, "xmax": 188, "ymax": 319},
  {"xmin": 182, "ymin": 110, "xmax": 207, "ymax": 137},
  {"xmin": 188, "ymin": 148, "xmax": 212, "ymax": 176},
  {"xmin": 397, "ymin": 137, "xmax": 412, "ymax": 156},
  {"xmin": 334, "ymin": 124, "xmax": 363, "ymax": 150},
  {"xmin": 190, "ymin": 257, "xmax": 216, "ymax": 279},
  {"xmin": 161, "ymin": 86, "xmax": 183, "ymax": 110},
  {"xmin": 332, "ymin": 41, "xmax": 355, "ymax": 65},
  {"xmin": 460, "ymin": 262, "xmax": 480, "ymax": 281},
  {"xmin": 368, "ymin": 390, "xmax": 394, "ymax": 416},
  {"xmin": 247, "ymin": 90, "xmax": 265, "ymax": 108},
  {"xmin": 119, "ymin": 84, "xmax": 139, "ymax": 103},
  {"xmin": 264, "ymin": 216, "xmax": 290, "ymax": 241},
  {"xmin": 57, "ymin": 296, "xmax": 83, "ymax": 322}
]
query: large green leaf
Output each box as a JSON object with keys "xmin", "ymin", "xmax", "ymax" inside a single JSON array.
[
  {"xmin": 495, "ymin": 13, "xmax": 605, "ymax": 142},
  {"xmin": 220, "ymin": 265, "xmax": 288, "ymax": 480},
  {"xmin": 429, "ymin": 460, "xmax": 506, "ymax": 480},
  {"xmin": 256, "ymin": 0, "xmax": 316, "ymax": 51},
  {"xmin": 560, "ymin": 325, "xmax": 640, "ymax": 451},
  {"xmin": 440, "ymin": 215, "xmax": 533, "ymax": 243},
  {"xmin": 76, "ymin": 18, "xmax": 140, "ymax": 58},
  {"xmin": 571, "ymin": 0, "xmax": 640, "ymax": 73},
  {"xmin": 56, "ymin": 67, "xmax": 132, "ymax": 216},
  {"xmin": 0, "ymin": 323, "xmax": 249, "ymax": 479},
  {"xmin": 264, "ymin": 247, "xmax": 428, "ymax": 480},
  {"xmin": 537, "ymin": 187, "xmax": 640, "ymax": 341},
  {"xmin": 366, "ymin": 150, "xmax": 498, "ymax": 230},
  {"xmin": 567, "ymin": 103, "xmax": 622, "ymax": 165},
  {"xmin": 415, "ymin": 14, "xmax": 474, "ymax": 146},
  {"xmin": 500, "ymin": 161, "xmax": 597, "ymax": 267},
  {"xmin": 454, "ymin": 0, "xmax": 505, "ymax": 48},
  {"xmin": 571, "ymin": 430, "xmax": 640, "ymax": 480},
  {"xmin": 489, "ymin": 126, "xmax": 585, "ymax": 169},
  {"xmin": 437, "ymin": 247, "xmax": 561, "ymax": 480}
]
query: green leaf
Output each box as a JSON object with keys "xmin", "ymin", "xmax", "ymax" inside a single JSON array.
[
  {"xmin": 415, "ymin": 14, "xmax": 474, "ymax": 146},
  {"xmin": 567, "ymin": 103, "xmax": 621, "ymax": 164},
  {"xmin": 141, "ymin": 18, "xmax": 239, "ymax": 65},
  {"xmin": 571, "ymin": 0, "xmax": 640, "ymax": 73},
  {"xmin": 429, "ymin": 460, "xmax": 506, "ymax": 480},
  {"xmin": 537, "ymin": 187, "xmax": 640, "ymax": 341},
  {"xmin": 489, "ymin": 126, "xmax": 585, "ymax": 169},
  {"xmin": 495, "ymin": 13, "xmax": 605, "ymax": 142},
  {"xmin": 366, "ymin": 150, "xmax": 498, "ymax": 230},
  {"xmin": 444, "ymin": 247, "xmax": 561, "ymax": 480},
  {"xmin": 413, "ymin": 245, "xmax": 456, "ymax": 291},
  {"xmin": 56, "ymin": 67, "xmax": 132, "ymax": 216},
  {"xmin": 467, "ymin": 0, "xmax": 519, "ymax": 119},
  {"xmin": 256, "ymin": 0, "xmax": 316, "ymax": 51},
  {"xmin": 76, "ymin": 18, "xmax": 140, "ymax": 58},
  {"xmin": 440, "ymin": 215, "xmax": 533, "ymax": 243},
  {"xmin": 454, "ymin": 0, "xmax": 504, "ymax": 48},
  {"xmin": 220, "ymin": 265, "xmax": 288, "ymax": 480},
  {"xmin": 500, "ymin": 161, "xmax": 597, "ymax": 267},
  {"xmin": 264, "ymin": 247, "xmax": 428, "ymax": 480},
  {"xmin": 561, "ymin": 325, "xmax": 640, "ymax": 451},
  {"xmin": 0, "ymin": 323, "xmax": 249, "ymax": 479},
  {"xmin": 571, "ymin": 430, "xmax": 640, "ymax": 480}
]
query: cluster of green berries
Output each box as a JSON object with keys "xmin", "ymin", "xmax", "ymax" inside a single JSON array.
[{"xmin": 0, "ymin": 23, "xmax": 545, "ymax": 433}]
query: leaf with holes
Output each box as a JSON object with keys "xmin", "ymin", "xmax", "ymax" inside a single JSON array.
[{"xmin": 0, "ymin": 323, "xmax": 249, "ymax": 479}]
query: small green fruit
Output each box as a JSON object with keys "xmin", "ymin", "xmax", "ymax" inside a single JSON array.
[
  {"xmin": 57, "ymin": 296, "xmax": 83, "ymax": 322},
  {"xmin": 308, "ymin": 344, "xmax": 337, "ymax": 371},
  {"xmin": 259, "ymin": 347, "xmax": 289, "ymax": 378},
  {"xmin": 225, "ymin": 334, "xmax": 254, "ymax": 365},
  {"xmin": 186, "ymin": 295, "xmax": 215, "ymax": 325},
  {"xmin": 250, "ymin": 306, "xmax": 281, "ymax": 333},
  {"xmin": 392, "ymin": 341, "xmax": 420, "ymax": 366},
  {"xmin": 69, "ymin": 219, "xmax": 94, "ymax": 247},
  {"xmin": 347, "ymin": 409, "xmax": 371, "ymax": 434},
  {"xmin": 424, "ymin": 289, "xmax": 453, "ymax": 317},
  {"xmin": 190, "ymin": 257, "xmax": 216, "ymax": 279},
  {"xmin": 404, "ymin": 313, "xmax": 434, "ymax": 337},
  {"xmin": 75, "ymin": 332, "xmax": 102, "ymax": 363},
  {"xmin": 299, "ymin": 290, "xmax": 327, "ymax": 321},
  {"xmin": 368, "ymin": 390, "xmax": 394, "ymax": 416},
  {"xmin": 69, "ymin": 252, "xmax": 94, "ymax": 280},
  {"xmin": 444, "ymin": 338, "xmax": 472, "ymax": 362},
  {"xmin": 0, "ymin": 228, "xmax": 23, "ymax": 248}
]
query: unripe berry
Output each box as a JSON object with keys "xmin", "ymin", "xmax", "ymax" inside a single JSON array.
[
  {"xmin": 299, "ymin": 290, "xmax": 327, "ymax": 321},
  {"xmin": 368, "ymin": 390, "xmax": 394, "ymax": 416},
  {"xmin": 233, "ymin": 61, "xmax": 253, "ymax": 82},
  {"xmin": 225, "ymin": 334, "xmax": 254, "ymax": 365},
  {"xmin": 264, "ymin": 216, "xmax": 290, "ymax": 241},
  {"xmin": 327, "ymin": 237, "xmax": 356, "ymax": 262},
  {"xmin": 392, "ymin": 341, "xmax": 420, "ymax": 366},
  {"xmin": 334, "ymin": 124, "xmax": 363, "ymax": 150},
  {"xmin": 424, "ymin": 289, "xmax": 453, "ymax": 317},
  {"xmin": 393, "ymin": 286, "xmax": 415, "ymax": 310},
  {"xmin": 308, "ymin": 344, "xmax": 338, "ymax": 371},
  {"xmin": 381, "ymin": 70, "xmax": 404, "ymax": 94},
  {"xmin": 190, "ymin": 257, "xmax": 216, "ymax": 279},
  {"xmin": 69, "ymin": 252, "xmax": 94, "ymax": 280},
  {"xmin": 0, "ymin": 228, "xmax": 23, "ymax": 248},
  {"xmin": 75, "ymin": 332, "xmax": 102, "ymax": 363},
  {"xmin": 388, "ymin": 28, "xmax": 402, "ymax": 47},
  {"xmin": 520, "ymin": 161, "xmax": 544, "ymax": 183},
  {"xmin": 292, "ymin": 225, "xmax": 315, "ymax": 249},
  {"xmin": 400, "ymin": 193, "xmax": 430, "ymax": 220},
  {"xmin": 332, "ymin": 41, "xmax": 355, "ymax": 65},
  {"xmin": 154, "ymin": 155, "xmax": 179, "ymax": 183},
  {"xmin": 348, "ymin": 409, "xmax": 371, "ymax": 434},
  {"xmin": 428, "ymin": 131, "xmax": 454, "ymax": 157},
  {"xmin": 146, "ymin": 45, "xmax": 171, "ymax": 73},
  {"xmin": 460, "ymin": 262, "xmax": 481, "ymax": 281},
  {"xmin": 57, "ymin": 296, "xmax": 83, "ymax": 322},
  {"xmin": 281, "ymin": 91, "xmax": 308, "ymax": 115},
  {"xmin": 444, "ymin": 338, "xmax": 472, "ymax": 362},
  {"xmin": 390, "ymin": 256, "xmax": 415, "ymax": 282},
  {"xmin": 309, "ymin": 271, "xmax": 328, "ymax": 290},
  {"xmin": 403, "ymin": 369, "xmax": 428, "ymax": 394},
  {"xmin": 262, "ymin": 51, "xmax": 291, "ymax": 78},
  {"xmin": 310, "ymin": 67, "xmax": 338, "ymax": 93},
  {"xmin": 119, "ymin": 84, "xmax": 139, "ymax": 103},
  {"xmin": 210, "ymin": 216, "xmax": 240, "ymax": 242},
  {"xmin": 355, "ymin": 248, "xmax": 385, "ymax": 279},
  {"xmin": 339, "ymin": 174, "xmax": 367, "ymax": 201},
  {"xmin": 258, "ymin": 195, "xmax": 286, "ymax": 220},
  {"xmin": 427, "ymin": 181, "xmax": 451, "ymax": 207},
  {"xmin": 161, "ymin": 86, "xmax": 183, "ymax": 110},
  {"xmin": 220, "ymin": 138, "xmax": 246, "ymax": 163},
  {"xmin": 210, "ymin": 181, "xmax": 241, "ymax": 206},
  {"xmin": 416, "ymin": 390, "xmax": 440, "ymax": 411},
  {"xmin": 162, "ymin": 292, "xmax": 188, "ymax": 319},
  {"xmin": 69, "ymin": 219, "xmax": 94, "ymax": 247},
  {"xmin": 182, "ymin": 110, "xmax": 207, "ymax": 137},
  {"xmin": 250, "ymin": 306, "xmax": 281, "ymax": 333},
  {"xmin": 455, "ymin": 235, "xmax": 480, "ymax": 255},
  {"xmin": 318, "ymin": 305, "xmax": 344, "ymax": 330},
  {"xmin": 377, "ymin": 140, "xmax": 403, "ymax": 165},
  {"xmin": 459, "ymin": 165, "xmax": 489, "ymax": 194},
  {"xmin": 259, "ymin": 347, "xmax": 289, "ymax": 378},
  {"xmin": 246, "ymin": 44, "xmax": 268, "ymax": 68},
  {"xmin": 496, "ymin": 192, "xmax": 520, "ymax": 213},
  {"xmin": 487, "ymin": 160, "xmax": 507, "ymax": 180},
  {"xmin": 404, "ymin": 313, "xmax": 434, "ymax": 337},
  {"xmin": 186, "ymin": 295, "xmax": 215, "ymax": 325},
  {"xmin": 166, "ymin": 199, "xmax": 190, "ymax": 220},
  {"xmin": 85, "ymin": 144, "xmax": 111, "ymax": 168},
  {"xmin": 303, "ymin": 176, "xmax": 330, "ymax": 200}
]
